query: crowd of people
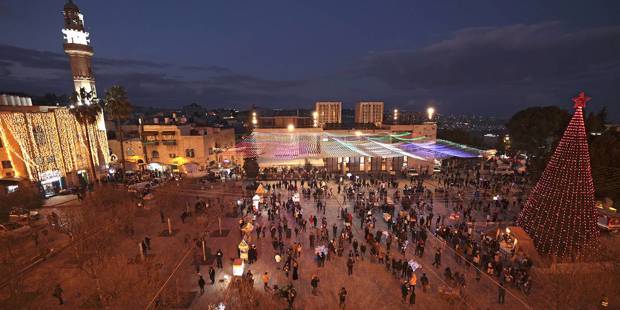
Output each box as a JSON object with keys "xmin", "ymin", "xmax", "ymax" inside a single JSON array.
[{"xmin": 194, "ymin": 162, "xmax": 534, "ymax": 308}]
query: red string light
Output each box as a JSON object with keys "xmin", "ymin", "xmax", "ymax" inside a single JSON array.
[{"xmin": 517, "ymin": 92, "xmax": 600, "ymax": 258}]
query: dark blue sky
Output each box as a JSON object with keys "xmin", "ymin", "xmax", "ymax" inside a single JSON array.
[{"xmin": 1, "ymin": 0, "xmax": 619, "ymax": 119}]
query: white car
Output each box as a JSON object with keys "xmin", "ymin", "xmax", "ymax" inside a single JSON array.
[{"xmin": 407, "ymin": 169, "xmax": 419, "ymax": 177}]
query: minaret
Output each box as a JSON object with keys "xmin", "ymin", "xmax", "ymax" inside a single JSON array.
[{"xmin": 62, "ymin": 0, "xmax": 96, "ymax": 105}]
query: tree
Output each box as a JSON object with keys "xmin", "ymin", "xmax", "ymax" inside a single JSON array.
[
  {"xmin": 506, "ymin": 106, "xmax": 570, "ymax": 175},
  {"xmin": 437, "ymin": 129, "xmax": 484, "ymax": 148},
  {"xmin": 589, "ymin": 130, "xmax": 620, "ymax": 201},
  {"xmin": 517, "ymin": 93, "xmax": 599, "ymax": 258},
  {"xmin": 243, "ymin": 157, "xmax": 259, "ymax": 179},
  {"xmin": 69, "ymin": 89, "xmax": 101, "ymax": 183},
  {"xmin": 104, "ymin": 86, "xmax": 133, "ymax": 181},
  {"xmin": 585, "ymin": 106, "xmax": 607, "ymax": 135}
]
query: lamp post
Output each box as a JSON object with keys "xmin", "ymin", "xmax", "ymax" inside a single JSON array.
[
  {"xmin": 251, "ymin": 112, "xmax": 258, "ymax": 128},
  {"xmin": 138, "ymin": 117, "xmax": 148, "ymax": 167},
  {"xmin": 393, "ymin": 109, "xmax": 398, "ymax": 124},
  {"xmin": 426, "ymin": 107, "xmax": 435, "ymax": 121}
]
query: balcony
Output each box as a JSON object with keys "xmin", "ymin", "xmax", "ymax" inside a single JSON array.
[
  {"xmin": 162, "ymin": 140, "xmax": 177, "ymax": 146},
  {"xmin": 143, "ymin": 140, "xmax": 159, "ymax": 146}
]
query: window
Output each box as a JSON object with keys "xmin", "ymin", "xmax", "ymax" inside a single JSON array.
[
  {"xmin": 185, "ymin": 149, "xmax": 195, "ymax": 158},
  {"xmin": 2, "ymin": 160, "xmax": 12, "ymax": 169},
  {"xmin": 169, "ymin": 153, "xmax": 177, "ymax": 158},
  {"xmin": 0, "ymin": 137, "xmax": 3, "ymax": 148},
  {"xmin": 151, "ymin": 150, "xmax": 159, "ymax": 159},
  {"xmin": 33, "ymin": 125, "xmax": 46, "ymax": 145}
]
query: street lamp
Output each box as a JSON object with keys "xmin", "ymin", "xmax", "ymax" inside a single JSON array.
[
  {"xmin": 393, "ymin": 109, "xmax": 398, "ymax": 123},
  {"xmin": 312, "ymin": 111, "xmax": 319, "ymax": 127},
  {"xmin": 427, "ymin": 107, "xmax": 435, "ymax": 121},
  {"xmin": 251, "ymin": 111, "xmax": 258, "ymax": 127},
  {"xmin": 287, "ymin": 124, "xmax": 295, "ymax": 132}
]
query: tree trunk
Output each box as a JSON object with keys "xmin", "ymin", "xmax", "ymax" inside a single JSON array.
[
  {"xmin": 116, "ymin": 118, "xmax": 126, "ymax": 181},
  {"xmin": 84, "ymin": 123, "xmax": 98, "ymax": 183}
]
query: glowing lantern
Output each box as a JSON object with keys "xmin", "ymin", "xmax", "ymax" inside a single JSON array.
[{"xmin": 232, "ymin": 258, "xmax": 244, "ymax": 276}]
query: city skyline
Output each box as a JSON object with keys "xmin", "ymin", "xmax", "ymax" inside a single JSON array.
[{"xmin": 1, "ymin": 0, "xmax": 620, "ymax": 120}]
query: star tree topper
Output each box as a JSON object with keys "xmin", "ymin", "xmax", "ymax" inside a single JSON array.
[{"xmin": 572, "ymin": 91, "xmax": 591, "ymax": 109}]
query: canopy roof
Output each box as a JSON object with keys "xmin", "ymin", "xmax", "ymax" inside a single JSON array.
[{"xmin": 236, "ymin": 132, "xmax": 483, "ymax": 163}]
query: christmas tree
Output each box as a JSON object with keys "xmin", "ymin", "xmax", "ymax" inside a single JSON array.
[{"xmin": 517, "ymin": 92, "xmax": 600, "ymax": 258}]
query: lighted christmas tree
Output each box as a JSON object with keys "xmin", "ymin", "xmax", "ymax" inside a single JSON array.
[{"xmin": 517, "ymin": 92, "xmax": 600, "ymax": 258}]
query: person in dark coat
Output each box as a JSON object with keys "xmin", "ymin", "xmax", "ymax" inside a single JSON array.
[
  {"xmin": 209, "ymin": 266, "xmax": 216, "ymax": 284},
  {"xmin": 311, "ymin": 275, "xmax": 320, "ymax": 295},
  {"xmin": 498, "ymin": 283, "xmax": 506, "ymax": 304},
  {"xmin": 198, "ymin": 275, "xmax": 206, "ymax": 294},
  {"xmin": 409, "ymin": 285, "xmax": 416, "ymax": 305},
  {"xmin": 52, "ymin": 284, "xmax": 64, "ymax": 305},
  {"xmin": 292, "ymin": 261, "xmax": 299, "ymax": 280},
  {"xmin": 346, "ymin": 257, "xmax": 354, "ymax": 276},
  {"xmin": 339, "ymin": 287, "xmax": 347, "ymax": 309},
  {"xmin": 216, "ymin": 249, "xmax": 223, "ymax": 268}
]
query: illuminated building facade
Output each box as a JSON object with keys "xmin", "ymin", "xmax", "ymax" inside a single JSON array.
[
  {"xmin": 62, "ymin": 0, "xmax": 97, "ymax": 102},
  {"xmin": 0, "ymin": 98, "xmax": 110, "ymax": 196},
  {"xmin": 355, "ymin": 101, "xmax": 384, "ymax": 126},
  {"xmin": 0, "ymin": 1, "xmax": 110, "ymax": 196},
  {"xmin": 315, "ymin": 101, "xmax": 342, "ymax": 127},
  {"xmin": 107, "ymin": 124, "xmax": 237, "ymax": 172}
]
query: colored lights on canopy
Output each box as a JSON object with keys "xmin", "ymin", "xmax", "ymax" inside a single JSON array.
[
  {"xmin": 236, "ymin": 132, "xmax": 482, "ymax": 162},
  {"xmin": 399, "ymin": 139, "xmax": 483, "ymax": 160}
]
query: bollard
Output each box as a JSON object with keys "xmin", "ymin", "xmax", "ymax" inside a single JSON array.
[
  {"xmin": 202, "ymin": 239, "xmax": 207, "ymax": 262},
  {"xmin": 139, "ymin": 242, "xmax": 144, "ymax": 260}
]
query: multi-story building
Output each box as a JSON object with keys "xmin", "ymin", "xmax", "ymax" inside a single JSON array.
[
  {"xmin": 62, "ymin": 0, "xmax": 97, "ymax": 103},
  {"xmin": 0, "ymin": 95, "xmax": 109, "ymax": 196},
  {"xmin": 0, "ymin": 1, "xmax": 110, "ymax": 196},
  {"xmin": 355, "ymin": 101, "xmax": 384, "ymax": 126},
  {"xmin": 258, "ymin": 116, "xmax": 313, "ymax": 129},
  {"xmin": 315, "ymin": 101, "xmax": 342, "ymax": 127},
  {"xmin": 107, "ymin": 123, "xmax": 237, "ymax": 173}
]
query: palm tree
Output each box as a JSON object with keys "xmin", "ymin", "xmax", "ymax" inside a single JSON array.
[
  {"xmin": 104, "ymin": 86, "xmax": 133, "ymax": 180},
  {"xmin": 69, "ymin": 89, "xmax": 101, "ymax": 184}
]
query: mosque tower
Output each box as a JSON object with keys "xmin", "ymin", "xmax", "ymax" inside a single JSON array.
[{"xmin": 62, "ymin": 0, "xmax": 97, "ymax": 104}]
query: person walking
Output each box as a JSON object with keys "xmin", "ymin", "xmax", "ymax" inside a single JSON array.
[
  {"xmin": 420, "ymin": 273, "xmax": 429, "ymax": 292},
  {"xmin": 409, "ymin": 284, "xmax": 416, "ymax": 306},
  {"xmin": 52, "ymin": 284, "xmax": 64, "ymax": 305},
  {"xmin": 339, "ymin": 287, "xmax": 347, "ymax": 309},
  {"xmin": 262, "ymin": 272, "xmax": 270, "ymax": 291},
  {"xmin": 311, "ymin": 274, "xmax": 320, "ymax": 295},
  {"xmin": 401, "ymin": 281, "xmax": 409, "ymax": 303},
  {"xmin": 498, "ymin": 282, "xmax": 506, "ymax": 304},
  {"xmin": 198, "ymin": 275, "xmax": 206, "ymax": 294},
  {"xmin": 432, "ymin": 249, "xmax": 441, "ymax": 268},
  {"xmin": 292, "ymin": 261, "xmax": 299, "ymax": 280},
  {"xmin": 346, "ymin": 257, "xmax": 354, "ymax": 276},
  {"xmin": 216, "ymin": 249, "xmax": 223, "ymax": 268},
  {"xmin": 209, "ymin": 266, "xmax": 216, "ymax": 284}
]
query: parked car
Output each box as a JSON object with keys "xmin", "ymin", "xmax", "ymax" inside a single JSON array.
[
  {"xmin": 0, "ymin": 222, "xmax": 30, "ymax": 236},
  {"xmin": 9, "ymin": 208, "xmax": 41, "ymax": 221}
]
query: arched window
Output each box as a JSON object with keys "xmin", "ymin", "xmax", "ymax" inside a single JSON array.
[{"xmin": 151, "ymin": 150, "xmax": 159, "ymax": 159}]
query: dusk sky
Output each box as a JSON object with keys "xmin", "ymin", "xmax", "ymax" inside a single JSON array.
[{"xmin": 1, "ymin": 0, "xmax": 619, "ymax": 119}]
